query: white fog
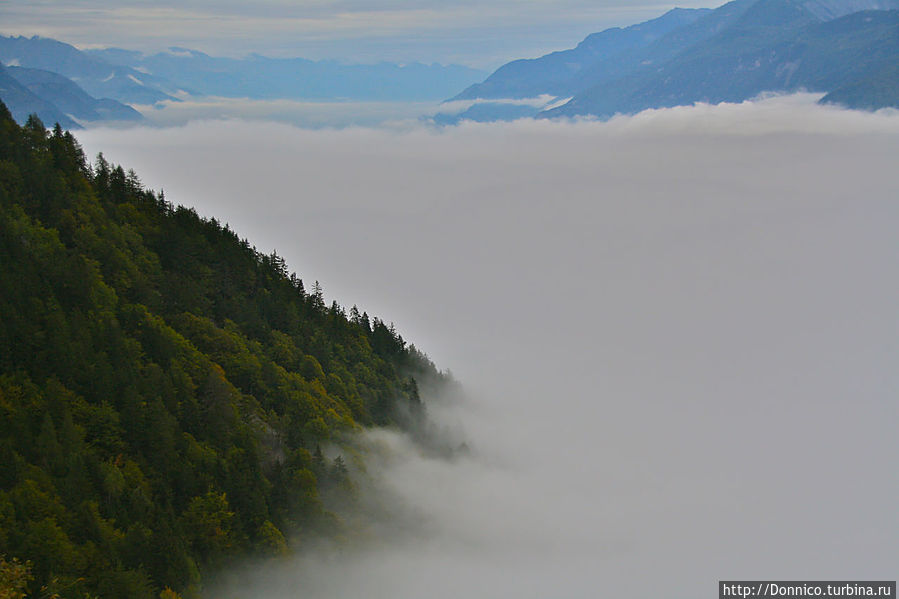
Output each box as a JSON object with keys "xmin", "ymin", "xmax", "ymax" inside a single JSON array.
[{"xmin": 76, "ymin": 95, "xmax": 899, "ymax": 598}]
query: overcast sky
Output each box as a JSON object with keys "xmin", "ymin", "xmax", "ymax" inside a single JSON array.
[{"xmin": 0, "ymin": 0, "xmax": 722, "ymax": 67}]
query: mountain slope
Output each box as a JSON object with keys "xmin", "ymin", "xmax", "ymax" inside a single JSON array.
[
  {"xmin": 0, "ymin": 103, "xmax": 446, "ymax": 598},
  {"xmin": 549, "ymin": 0, "xmax": 822, "ymax": 116},
  {"xmin": 453, "ymin": 7, "xmax": 712, "ymax": 100},
  {"xmin": 447, "ymin": 0, "xmax": 899, "ymax": 122},
  {"xmin": 7, "ymin": 66, "xmax": 143, "ymax": 123},
  {"xmin": 452, "ymin": 0, "xmax": 764, "ymax": 105},
  {"xmin": 820, "ymin": 60, "xmax": 899, "ymax": 108},
  {"xmin": 0, "ymin": 36, "xmax": 176, "ymax": 104},
  {"xmin": 802, "ymin": 0, "xmax": 899, "ymax": 19},
  {"xmin": 1, "ymin": 35, "xmax": 486, "ymax": 106},
  {"xmin": 546, "ymin": 4, "xmax": 899, "ymax": 117},
  {"xmin": 0, "ymin": 64, "xmax": 80, "ymax": 129},
  {"xmin": 569, "ymin": 0, "xmax": 761, "ymax": 92},
  {"xmin": 87, "ymin": 47, "xmax": 487, "ymax": 102}
]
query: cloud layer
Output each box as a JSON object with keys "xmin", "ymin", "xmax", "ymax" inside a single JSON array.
[
  {"xmin": 0, "ymin": 0, "xmax": 717, "ymax": 67},
  {"xmin": 76, "ymin": 96, "xmax": 899, "ymax": 598},
  {"xmin": 131, "ymin": 97, "xmax": 446, "ymax": 129}
]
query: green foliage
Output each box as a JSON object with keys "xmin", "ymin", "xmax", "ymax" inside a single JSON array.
[
  {"xmin": 0, "ymin": 556, "xmax": 31, "ymax": 599},
  {"xmin": 181, "ymin": 492, "xmax": 234, "ymax": 565},
  {"xmin": 255, "ymin": 521, "xmax": 288, "ymax": 557},
  {"xmin": 0, "ymin": 104, "xmax": 449, "ymax": 597}
]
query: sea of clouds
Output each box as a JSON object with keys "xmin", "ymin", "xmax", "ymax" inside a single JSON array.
[{"xmin": 78, "ymin": 95, "xmax": 899, "ymax": 598}]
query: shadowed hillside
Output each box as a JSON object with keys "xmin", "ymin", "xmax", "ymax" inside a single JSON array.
[{"xmin": 0, "ymin": 103, "xmax": 446, "ymax": 598}]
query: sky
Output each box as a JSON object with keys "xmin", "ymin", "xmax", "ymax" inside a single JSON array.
[
  {"xmin": 0, "ymin": 0, "xmax": 722, "ymax": 67},
  {"xmin": 75, "ymin": 95, "xmax": 899, "ymax": 598}
]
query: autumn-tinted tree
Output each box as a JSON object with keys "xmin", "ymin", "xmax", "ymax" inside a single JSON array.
[{"xmin": 0, "ymin": 103, "xmax": 449, "ymax": 598}]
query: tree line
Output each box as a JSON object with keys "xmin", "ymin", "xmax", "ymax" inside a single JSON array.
[{"xmin": 0, "ymin": 103, "xmax": 447, "ymax": 598}]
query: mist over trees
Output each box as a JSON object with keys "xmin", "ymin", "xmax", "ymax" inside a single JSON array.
[{"xmin": 0, "ymin": 103, "xmax": 446, "ymax": 598}]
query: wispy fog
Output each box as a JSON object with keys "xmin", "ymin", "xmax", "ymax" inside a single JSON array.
[
  {"xmin": 130, "ymin": 97, "xmax": 447, "ymax": 128},
  {"xmin": 77, "ymin": 95, "xmax": 899, "ymax": 598}
]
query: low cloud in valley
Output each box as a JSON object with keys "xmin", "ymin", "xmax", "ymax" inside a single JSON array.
[{"xmin": 77, "ymin": 95, "xmax": 899, "ymax": 598}]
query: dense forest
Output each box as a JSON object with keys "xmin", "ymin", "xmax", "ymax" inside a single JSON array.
[{"xmin": 0, "ymin": 101, "xmax": 446, "ymax": 598}]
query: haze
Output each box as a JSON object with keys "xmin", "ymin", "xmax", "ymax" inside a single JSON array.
[
  {"xmin": 0, "ymin": 0, "xmax": 719, "ymax": 67},
  {"xmin": 77, "ymin": 96, "xmax": 899, "ymax": 598}
]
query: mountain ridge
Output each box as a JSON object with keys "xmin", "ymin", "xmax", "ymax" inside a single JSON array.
[
  {"xmin": 0, "ymin": 34, "xmax": 487, "ymax": 108},
  {"xmin": 452, "ymin": 7, "xmax": 712, "ymax": 101},
  {"xmin": 0, "ymin": 63, "xmax": 80, "ymax": 129},
  {"xmin": 442, "ymin": 0, "xmax": 899, "ymax": 122},
  {"xmin": 0, "ymin": 62, "xmax": 143, "ymax": 128},
  {"xmin": 0, "ymin": 35, "xmax": 176, "ymax": 104},
  {"xmin": 545, "ymin": 5, "xmax": 899, "ymax": 117},
  {"xmin": 7, "ymin": 66, "xmax": 144, "ymax": 123},
  {"xmin": 85, "ymin": 46, "xmax": 487, "ymax": 102},
  {"xmin": 0, "ymin": 101, "xmax": 449, "ymax": 598}
]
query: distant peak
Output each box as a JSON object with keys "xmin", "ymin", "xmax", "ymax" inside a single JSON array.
[
  {"xmin": 165, "ymin": 46, "xmax": 206, "ymax": 58},
  {"xmin": 802, "ymin": 0, "xmax": 899, "ymax": 20}
]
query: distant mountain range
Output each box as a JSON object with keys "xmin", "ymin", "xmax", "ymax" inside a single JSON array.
[
  {"xmin": 0, "ymin": 64, "xmax": 81, "ymax": 129},
  {"xmin": 0, "ymin": 34, "xmax": 486, "ymax": 128},
  {"xmin": 0, "ymin": 36, "xmax": 176, "ymax": 106},
  {"xmin": 84, "ymin": 47, "xmax": 486, "ymax": 102},
  {"xmin": 3, "ymin": 0, "xmax": 897, "ymax": 129},
  {"xmin": 441, "ymin": 0, "xmax": 899, "ymax": 122},
  {"xmin": 0, "ymin": 63, "xmax": 143, "ymax": 129}
]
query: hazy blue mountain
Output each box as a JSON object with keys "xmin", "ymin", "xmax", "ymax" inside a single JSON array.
[
  {"xmin": 0, "ymin": 33, "xmax": 485, "ymax": 105},
  {"xmin": 802, "ymin": 0, "xmax": 899, "ymax": 19},
  {"xmin": 433, "ymin": 102, "xmax": 543, "ymax": 125},
  {"xmin": 0, "ymin": 36, "xmax": 176, "ymax": 104},
  {"xmin": 546, "ymin": 3, "xmax": 899, "ymax": 117},
  {"xmin": 446, "ymin": 0, "xmax": 899, "ymax": 122},
  {"xmin": 1, "ymin": 34, "xmax": 485, "ymax": 105},
  {"xmin": 0, "ymin": 64, "xmax": 80, "ymax": 129},
  {"xmin": 549, "ymin": 0, "xmax": 820, "ymax": 117},
  {"xmin": 554, "ymin": 0, "xmax": 761, "ymax": 100},
  {"xmin": 453, "ymin": 0, "xmax": 766, "ymax": 103},
  {"xmin": 453, "ymin": 7, "xmax": 712, "ymax": 101},
  {"xmin": 87, "ymin": 47, "xmax": 487, "ymax": 101},
  {"xmin": 7, "ymin": 66, "xmax": 143, "ymax": 123},
  {"xmin": 820, "ymin": 61, "xmax": 899, "ymax": 108}
]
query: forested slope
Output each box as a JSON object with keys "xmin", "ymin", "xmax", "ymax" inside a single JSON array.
[{"xmin": 0, "ymin": 102, "xmax": 445, "ymax": 598}]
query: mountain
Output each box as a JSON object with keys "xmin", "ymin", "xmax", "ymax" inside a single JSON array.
[
  {"xmin": 0, "ymin": 103, "xmax": 448, "ymax": 598},
  {"xmin": 0, "ymin": 34, "xmax": 486, "ymax": 105},
  {"xmin": 820, "ymin": 60, "xmax": 899, "ymax": 108},
  {"xmin": 445, "ymin": 0, "xmax": 899, "ymax": 122},
  {"xmin": 86, "ymin": 47, "xmax": 487, "ymax": 102},
  {"xmin": 452, "ymin": 0, "xmax": 772, "ymax": 105},
  {"xmin": 546, "ymin": 3, "xmax": 899, "ymax": 117},
  {"xmin": 0, "ymin": 36, "xmax": 177, "ymax": 104},
  {"xmin": 7, "ymin": 66, "xmax": 143, "ymax": 123},
  {"xmin": 433, "ymin": 100, "xmax": 549, "ymax": 125},
  {"xmin": 0, "ymin": 64, "xmax": 80, "ymax": 129},
  {"xmin": 802, "ymin": 0, "xmax": 899, "ymax": 19},
  {"xmin": 453, "ymin": 7, "xmax": 713, "ymax": 101}
]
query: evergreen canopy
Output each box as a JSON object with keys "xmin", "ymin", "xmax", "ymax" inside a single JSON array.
[{"xmin": 0, "ymin": 103, "xmax": 445, "ymax": 598}]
